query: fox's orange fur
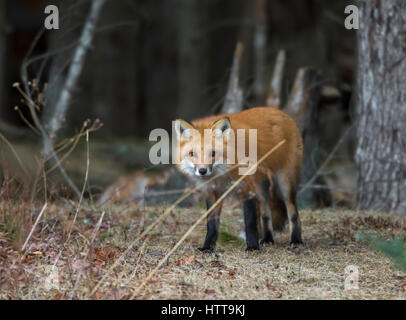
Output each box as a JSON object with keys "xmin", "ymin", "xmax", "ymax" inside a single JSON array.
[{"xmin": 174, "ymin": 106, "xmax": 303, "ymax": 250}]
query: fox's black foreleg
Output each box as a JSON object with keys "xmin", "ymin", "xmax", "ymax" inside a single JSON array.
[
  {"xmin": 198, "ymin": 191, "xmax": 223, "ymax": 252},
  {"xmin": 243, "ymin": 197, "xmax": 260, "ymax": 251}
]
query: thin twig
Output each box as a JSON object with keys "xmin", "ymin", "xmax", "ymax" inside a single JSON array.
[
  {"xmin": 67, "ymin": 130, "xmax": 90, "ymax": 243},
  {"xmin": 123, "ymin": 188, "xmax": 189, "ymax": 204},
  {"xmin": 47, "ymin": 120, "xmax": 102, "ymax": 176},
  {"xmin": 0, "ymin": 131, "xmax": 29, "ymax": 177},
  {"xmin": 22, "ymin": 203, "xmax": 48, "ymax": 251},
  {"xmin": 14, "ymin": 106, "xmax": 41, "ymax": 135},
  {"xmin": 299, "ymin": 184, "xmax": 355, "ymax": 195},
  {"xmin": 299, "ymin": 126, "xmax": 353, "ymax": 195},
  {"xmin": 52, "ymin": 130, "xmax": 91, "ymax": 270},
  {"xmin": 70, "ymin": 211, "xmax": 105, "ymax": 299},
  {"xmin": 12, "ymin": 82, "xmax": 82, "ymax": 198},
  {"xmin": 29, "ymin": 156, "xmax": 46, "ymax": 205},
  {"xmin": 297, "ymin": 253, "xmax": 303, "ymax": 282}
]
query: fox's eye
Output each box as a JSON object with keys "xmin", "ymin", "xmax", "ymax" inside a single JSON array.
[
  {"xmin": 211, "ymin": 151, "xmax": 216, "ymax": 157},
  {"xmin": 189, "ymin": 151, "xmax": 196, "ymax": 157}
]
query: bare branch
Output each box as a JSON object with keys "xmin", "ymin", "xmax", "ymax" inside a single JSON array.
[
  {"xmin": 221, "ymin": 42, "xmax": 244, "ymax": 114},
  {"xmin": 44, "ymin": 0, "xmax": 106, "ymax": 138},
  {"xmin": 266, "ymin": 50, "xmax": 286, "ymax": 108},
  {"xmin": 284, "ymin": 67, "xmax": 321, "ymax": 132}
]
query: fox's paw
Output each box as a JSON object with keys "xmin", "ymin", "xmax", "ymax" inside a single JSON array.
[
  {"xmin": 290, "ymin": 228, "xmax": 303, "ymax": 246},
  {"xmin": 260, "ymin": 238, "xmax": 274, "ymax": 246},
  {"xmin": 289, "ymin": 239, "xmax": 304, "ymax": 248},
  {"xmin": 245, "ymin": 245, "xmax": 260, "ymax": 251},
  {"xmin": 197, "ymin": 247, "xmax": 214, "ymax": 253}
]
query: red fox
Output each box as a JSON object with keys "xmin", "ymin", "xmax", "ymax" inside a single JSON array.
[{"xmin": 174, "ymin": 106, "xmax": 303, "ymax": 251}]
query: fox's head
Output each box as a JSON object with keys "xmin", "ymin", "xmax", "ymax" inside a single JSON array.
[{"xmin": 173, "ymin": 117, "xmax": 233, "ymax": 178}]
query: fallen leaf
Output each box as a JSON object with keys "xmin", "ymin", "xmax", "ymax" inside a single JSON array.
[
  {"xmin": 94, "ymin": 291, "xmax": 105, "ymax": 300},
  {"xmin": 91, "ymin": 264, "xmax": 104, "ymax": 275},
  {"xmin": 0, "ymin": 282, "xmax": 9, "ymax": 291},
  {"xmin": 108, "ymin": 288, "xmax": 125, "ymax": 300},
  {"xmin": 265, "ymin": 279, "xmax": 277, "ymax": 291},
  {"xmin": 204, "ymin": 289, "xmax": 216, "ymax": 297},
  {"xmin": 93, "ymin": 246, "xmax": 119, "ymax": 262},
  {"xmin": 150, "ymin": 274, "xmax": 161, "ymax": 283},
  {"xmin": 175, "ymin": 255, "xmax": 201, "ymax": 267},
  {"xmin": 71, "ymin": 259, "xmax": 91, "ymax": 271},
  {"xmin": 288, "ymin": 246, "xmax": 304, "ymax": 255},
  {"xmin": 210, "ymin": 260, "xmax": 225, "ymax": 269},
  {"xmin": 265, "ymin": 279, "xmax": 283, "ymax": 298},
  {"xmin": 51, "ymin": 293, "xmax": 69, "ymax": 300},
  {"xmin": 169, "ymin": 222, "xmax": 179, "ymax": 233}
]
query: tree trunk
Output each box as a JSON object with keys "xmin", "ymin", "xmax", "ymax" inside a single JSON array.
[
  {"xmin": 221, "ymin": 42, "xmax": 244, "ymax": 114},
  {"xmin": 44, "ymin": 0, "xmax": 81, "ymax": 134},
  {"xmin": 41, "ymin": 0, "xmax": 106, "ymax": 198},
  {"xmin": 0, "ymin": 0, "xmax": 6, "ymax": 118},
  {"xmin": 285, "ymin": 67, "xmax": 332, "ymax": 209},
  {"xmin": 140, "ymin": 0, "xmax": 179, "ymax": 135},
  {"xmin": 177, "ymin": 0, "xmax": 208, "ymax": 120},
  {"xmin": 253, "ymin": 0, "xmax": 267, "ymax": 105},
  {"xmin": 87, "ymin": 0, "xmax": 139, "ymax": 136},
  {"xmin": 356, "ymin": 0, "xmax": 406, "ymax": 213},
  {"xmin": 44, "ymin": 0, "xmax": 106, "ymax": 138}
]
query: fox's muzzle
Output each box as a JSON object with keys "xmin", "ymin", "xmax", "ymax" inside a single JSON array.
[{"xmin": 195, "ymin": 166, "xmax": 212, "ymax": 177}]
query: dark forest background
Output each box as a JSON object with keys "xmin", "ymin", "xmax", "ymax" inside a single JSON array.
[
  {"xmin": 0, "ymin": 0, "xmax": 364, "ymax": 210},
  {"xmin": 1, "ymin": 0, "xmax": 354, "ymax": 136}
]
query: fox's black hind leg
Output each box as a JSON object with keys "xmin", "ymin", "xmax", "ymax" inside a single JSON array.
[
  {"xmin": 243, "ymin": 197, "xmax": 260, "ymax": 251},
  {"xmin": 274, "ymin": 173, "xmax": 303, "ymax": 245},
  {"xmin": 258, "ymin": 179, "xmax": 274, "ymax": 245}
]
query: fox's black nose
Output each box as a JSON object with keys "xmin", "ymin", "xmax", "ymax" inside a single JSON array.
[{"xmin": 199, "ymin": 168, "xmax": 208, "ymax": 176}]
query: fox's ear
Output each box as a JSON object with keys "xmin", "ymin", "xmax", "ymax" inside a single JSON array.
[
  {"xmin": 174, "ymin": 119, "xmax": 195, "ymax": 140},
  {"xmin": 211, "ymin": 117, "xmax": 231, "ymax": 139}
]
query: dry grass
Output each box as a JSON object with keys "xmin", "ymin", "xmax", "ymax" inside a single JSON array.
[{"xmin": 0, "ymin": 202, "xmax": 405, "ymax": 300}]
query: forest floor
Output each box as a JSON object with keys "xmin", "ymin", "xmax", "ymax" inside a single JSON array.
[{"xmin": 0, "ymin": 202, "xmax": 405, "ymax": 300}]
